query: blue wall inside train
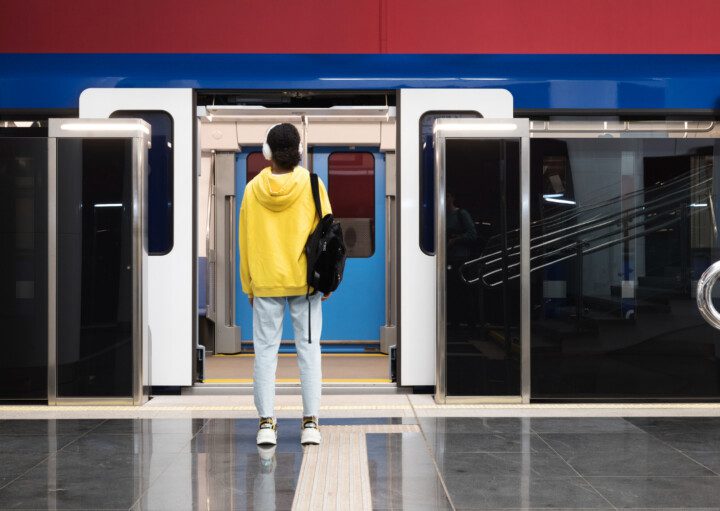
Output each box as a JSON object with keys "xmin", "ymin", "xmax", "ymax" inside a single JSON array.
[
  {"xmin": 314, "ymin": 148, "xmax": 386, "ymax": 340},
  {"xmin": 234, "ymin": 148, "xmax": 386, "ymax": 342},
  {"xmin": 3, "ymin": 55, "xmax": 720, "ymax": 110}
]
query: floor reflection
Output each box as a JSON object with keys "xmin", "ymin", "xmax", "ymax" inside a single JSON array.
[
  {"xmin": 0, "ymin": 417, "xmax": 719, "ymax": 510},
  {"xmin": 255, "ymin": 446, "xmax": 278, "ymax": 510}
]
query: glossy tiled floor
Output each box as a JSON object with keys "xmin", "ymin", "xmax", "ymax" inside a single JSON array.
[{"xmin": 1, "ymin": 416, "xmax": 720, "ymax": 510}]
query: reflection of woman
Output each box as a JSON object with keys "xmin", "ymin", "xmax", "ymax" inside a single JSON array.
[
  {"xmin": 446, "ymin": 192, "xmax": 478, "ymax": 327},
  {"xmin": 254, "ymin": 446, "xmax": 277, "ymax": 510},
  {"xmin": 447, "ymin": 192, "xmax": 477, "ymax": 263}
]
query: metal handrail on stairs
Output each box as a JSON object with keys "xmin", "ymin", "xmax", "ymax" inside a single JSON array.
[{"xmin": 697, "ymin": 261, "xmax": 720, "ymax": 330}]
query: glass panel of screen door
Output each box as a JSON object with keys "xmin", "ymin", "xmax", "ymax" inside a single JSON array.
[{"xmin": 444, "ymin": 137, "xmax": 522, "ymax": 396}]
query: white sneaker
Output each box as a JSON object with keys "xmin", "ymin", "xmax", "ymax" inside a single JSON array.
[
  {"xmin": 301, "ymin": 417, "xmax": 321, "ymax": 445},
  {"xmin": 256, "ymin": 417, "xmax": 277, "ymax": 446}
]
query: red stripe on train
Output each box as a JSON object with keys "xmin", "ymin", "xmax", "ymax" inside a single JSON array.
[{"xmin": 1, "ymin": 0, "xmax": 719, "ymax": 54}]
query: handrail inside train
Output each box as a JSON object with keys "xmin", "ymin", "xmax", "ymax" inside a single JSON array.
[{"xmin": 460, "ymin": 162, "xmax": 716, "ymax": 287}]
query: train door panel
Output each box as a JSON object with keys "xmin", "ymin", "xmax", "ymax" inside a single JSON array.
[
  {"xmin": 234, "ymin": 147, "xmax": 386, "ymax": 344},
  {"xmin": 314, "ymin": 147, "xmax": 386, "ymax": 342}
]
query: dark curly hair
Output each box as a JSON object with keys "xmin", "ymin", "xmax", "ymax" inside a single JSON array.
[{"xmin": 267, "ymin": 123, "xmax": 301, "ymax": 170}]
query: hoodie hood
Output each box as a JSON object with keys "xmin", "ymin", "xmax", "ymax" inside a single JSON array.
[{"xmin": 252, "ymin": 166, "xmax": 310, "ymax": 212}]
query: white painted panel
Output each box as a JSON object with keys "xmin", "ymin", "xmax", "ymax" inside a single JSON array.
[
  {"xmin": 200, "ymin": 122, "xmax": 239, "ymax": 152},
  {"xmin": 307, "ymin": 122, "xmax": 381, "ymax": 145},
  {"xmin": 198, "ymin": 155, "xmax": 212, "ymax": 258},
  {"xmin": 80, "ymin": 88, "xmax": 193, "ymax": 386},
  {"xmin": 380, "ymin": 120, "xmax": 396, "ymax": 152},
  {"xmin": 236, "ymin": 122, "xmax": 304, "ymax": 146},
  {"xmin": 398, "ymin": 89, "xmax": 513, "ymax": 386}
]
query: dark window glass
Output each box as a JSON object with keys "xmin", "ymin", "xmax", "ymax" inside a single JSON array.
[
  {"xmin": 328, "ymin": 152, "xmax": 375, "ymax": 258},
  {"xmin": 247, "ymin": 152, "xmax": 266, "ymax": 182},
  {"xmin": 529, "ymin": 136, "xmax": 720, "ymax": 400},
  {"xmin": 419, "ymin": 111, "xmax": 481, "ymax": 255},
  {"xmin": 444, "ymin": 139, "xmax": 521, "ymax": 396},
  {"xmin": 57, "ymin": 139, "xmax": 134, "ymax": 398},
  {"xmin": 0, "ymin": 137, "xmax": 48, "ymax": 399},
  {"xmin": 111, "ymin": 111, "xmax": 173, "ymax": 255},
  {"xmin": 0, "ymin": 126, "xmax": 47, "ymax": 138}
]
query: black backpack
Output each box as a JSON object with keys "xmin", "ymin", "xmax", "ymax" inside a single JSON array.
[{"xmin": 304, "ymin": 173, "xmax": 346, "ymax": 342}]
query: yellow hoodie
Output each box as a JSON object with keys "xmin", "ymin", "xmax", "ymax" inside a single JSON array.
[{"xmin": 239, "ymin": 166, "xmax": 332, "ymax": 298}]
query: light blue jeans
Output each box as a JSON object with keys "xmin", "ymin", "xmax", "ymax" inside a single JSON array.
[{"xmin": 253, "ymin": 294, "xmax": 322, "ymax": 418}]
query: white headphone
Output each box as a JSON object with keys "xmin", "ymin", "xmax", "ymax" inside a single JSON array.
[{"xmin": 262, "ymin": 123, "xmax": 303, "ymax": 161}]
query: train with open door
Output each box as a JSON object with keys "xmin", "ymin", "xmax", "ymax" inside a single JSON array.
[{"xmin": 3, "ymin": 54, "xmax": 720, "ymax": 403}]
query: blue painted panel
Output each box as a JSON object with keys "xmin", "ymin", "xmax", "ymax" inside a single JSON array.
[
  {"xmin": 3, "ymin": 54, "xmax": 720, "ymax": 110},
  {"xmin": 234, "ymin": 149, "xmax": 295, "ymax": 341},
  {"xmin": 314, "ymin": 147, "xmax": 386, "ymax": 341},
  {"xmin": 234, "ymin": 148, "xmax": 386, "ymax": 342}
]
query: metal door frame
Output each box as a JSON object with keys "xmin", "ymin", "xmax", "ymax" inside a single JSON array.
[
  {"xmin": 211, "ymin": 151, "xmax": 241, "ymax": 354},
  {"xmin": 48, "ymin": 118, "xmax": 151, "ymax": 405},
  {"xmin": 434, "ymin": 118, "xmax": 530, "ymax": 404}
]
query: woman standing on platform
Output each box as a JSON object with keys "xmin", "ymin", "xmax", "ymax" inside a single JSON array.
[{"xmin": 239, "ymin": 123, "xmax": 333, "ymax": 446}]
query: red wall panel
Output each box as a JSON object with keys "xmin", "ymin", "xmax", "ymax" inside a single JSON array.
[
  {"xmin": 385, "ymin": 0, "xmax": 720, "ymax": 53},
  {"xmin": 0, "ymin": 0, "xmax": 381, "ymax": 53},
  {"xmin": 247, "ymin": 152, "xmax": 266, "ymax": 182},
  {"xmin": 1, "ymin": 0, "xmax": 719, "ymax": 53},
  {"xmin": 328, "ymin": 152, "xmax": 375, "ymax": 219}
]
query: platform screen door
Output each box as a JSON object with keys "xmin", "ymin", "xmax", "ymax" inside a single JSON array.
[{"xmin": 434, "ymin": 118, "xmax": 530, "ymax": 403}]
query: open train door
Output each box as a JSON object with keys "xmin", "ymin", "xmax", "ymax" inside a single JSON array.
[
  {"xmin": 80, "ymin": 89, "xmax": 194, "ymax": 388},
  {"xmin": 397, "ymin": 89, "xmax": 514, "ymax": 389}
]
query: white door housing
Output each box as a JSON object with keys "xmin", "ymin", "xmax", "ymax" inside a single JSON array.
[
  {"xmin": 80, "ymin": 88, "xmax": 194, "ymax": 386},
  {"xmin": 398, "ymin": 89, "xmax": 513, "ymax": 386}
]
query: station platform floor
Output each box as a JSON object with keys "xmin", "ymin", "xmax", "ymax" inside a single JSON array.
[
  {"xmin": 1, "ymin": 396, "xmax": 720, "ymax": 510},
  {"xmin": 204, "ymin": 353, "xmax": 391, "ymax": 383}
]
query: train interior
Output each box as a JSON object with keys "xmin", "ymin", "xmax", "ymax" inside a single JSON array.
[{"xmin": 195, "ymin": 91, "xmax": 398, "ymax": 390}]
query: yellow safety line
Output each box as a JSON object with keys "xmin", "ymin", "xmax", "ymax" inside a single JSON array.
[
  {"xmin": 213, "ymin": 353, "xmax": 387, "ymax": 358},
  {"xmin": 203, "ymin": 378, "xmax": 393, "ymax": 384}
]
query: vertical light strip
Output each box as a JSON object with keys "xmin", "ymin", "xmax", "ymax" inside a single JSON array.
[
  {"xmin": 433, "ymin": 126, "xmax": 447, "ymax": 403},
  {"xmin": 520, "ymin": 128, "xmax": 531, "ymax": 404},
  {"xmin": 47, "ymin": 138, "xmax": 57, "ymax": 405}
]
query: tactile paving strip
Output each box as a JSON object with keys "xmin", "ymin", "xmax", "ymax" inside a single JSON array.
[{"xmin": 292, "ymin": 424, "xmax": 420, "ymax": 511}]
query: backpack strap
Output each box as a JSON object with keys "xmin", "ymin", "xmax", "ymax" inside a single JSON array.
[
  {"xmin": 310, "ymin": 172, "xmax": 323, "ymax": 220},
  {"xmin": 307, "ymin": 172, "xmax": 322, "ymax": 342}
]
